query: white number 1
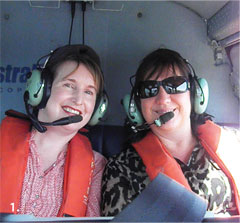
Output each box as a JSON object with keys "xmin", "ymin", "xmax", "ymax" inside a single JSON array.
[{"xmin": 10, "ymin": 203, "xmax": 14, "ymax": 212}]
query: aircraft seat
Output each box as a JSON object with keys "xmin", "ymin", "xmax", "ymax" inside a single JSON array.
[{"xmin": 85, "ymin": 125, "xmax": 126, "ymax": 159}]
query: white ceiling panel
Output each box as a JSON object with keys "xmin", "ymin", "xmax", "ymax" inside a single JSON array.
[{"xmin": 176, "ymin": 0, "xmax": 229, "ymax": 19}]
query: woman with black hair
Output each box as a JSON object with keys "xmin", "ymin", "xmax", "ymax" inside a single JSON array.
[
  {"xmin": 0, "ymin": 45, "xmax": 107, "ymax": 217},
  {"xmin": 101, "ymin": 48, "xmax": 240, "ymax": 217}
]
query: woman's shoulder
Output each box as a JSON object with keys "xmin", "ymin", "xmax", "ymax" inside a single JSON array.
[
  {"xmin": 221, "ymin": 125, "xmax": 240, "ymax": 137},
  {"xmin": 218, "ymin": 125, "xmax": 240, "ymax": 150},
  {"xmin": 1, "ymin": 115, "xmax": 30, "ymax": 128},
  {"xmin": 93, "ymin": 150, "xmax": 107, "ymax": 167},
  {"xmin": 101, "ymin": 144, "xmax": 150, "ymax": 216},
  {"xmin": 0, "ymin": 116, "xmax": 31, "ymax": 141},
  {"xmin": 106, "ymin": 145, "xmax": 141, "ymax": 169},
  {"xmin": 103, "ymin": 145, "xmax": 148, "ymax": 182}
]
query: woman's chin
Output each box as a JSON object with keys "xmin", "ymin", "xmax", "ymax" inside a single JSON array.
[
  {"xmin": 55, "ymin": 122, "xmax": 85, "ymax": 133},
  {"xmin": 151, "ymin": 117, "xmax": 176, "ymax": 132}
]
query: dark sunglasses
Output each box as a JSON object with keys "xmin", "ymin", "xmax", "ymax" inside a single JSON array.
[{"xmin": 138, "ymin": 76, "xmax": 190, "ymax": 99}]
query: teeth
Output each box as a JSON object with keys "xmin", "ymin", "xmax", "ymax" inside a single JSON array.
[
  {"xmin": 156, "ymin": 110, "xmax": 174, "ymax": 115},
  {"xmin": 63, "ymin": 107, "xmax": 80, "ymax": 115}
]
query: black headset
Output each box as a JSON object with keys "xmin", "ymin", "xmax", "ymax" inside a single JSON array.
[
  {"xmin": 122, "ymin": 52, "xmax": 209, "ymax": 127},
  {"xmin": 24, "ymin": 44, "xmax": 108, "ymax": 130}
]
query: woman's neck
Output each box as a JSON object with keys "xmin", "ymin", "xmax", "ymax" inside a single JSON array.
[
  {"xmin": 31, "ymin": 127, "xmax": 76, "ymax": 171},
  {"xmin": 152, "ymin": 123, "xmax": 198, "ymax": 164}
]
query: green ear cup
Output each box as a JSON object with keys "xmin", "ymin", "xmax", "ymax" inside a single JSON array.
[
  {"xmin": 123, "ymin": 94, "xmax": 144, "ymax": 126},
  {"xmin": 194, "ymin": 78, "xmax": 209, "ymax": 114},
  {"xmin": 25, "ymin": 70, "xmax": 45, "ymax": 107},
  {"xmin": 88, "ymin": 93, "xmax": 108, "ymax": 126}
]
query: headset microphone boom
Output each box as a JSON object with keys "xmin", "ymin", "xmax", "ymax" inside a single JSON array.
[
  {"xmin": 153, "ymin": 111, "xmax": 174, "ymax": 127},
  {"xmin": 39, "ymin": 115, "xmax": 83, "ymax": 126}
]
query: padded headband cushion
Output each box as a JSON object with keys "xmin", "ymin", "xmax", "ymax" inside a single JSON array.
[{"xmin": 45, "ymin": 45, "xmax": 101, "ymax": 71}]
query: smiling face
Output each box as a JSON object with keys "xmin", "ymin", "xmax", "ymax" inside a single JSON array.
[
  {"xmin": 38, "ymin": 61, "xmax": 97, "ymax": 132},
  {"xmin": 140, "ymin": 66, "xmax": 192, "ymax": 133}
]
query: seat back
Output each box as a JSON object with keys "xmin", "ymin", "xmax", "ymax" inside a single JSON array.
[{"xmin": 85, "ymin": 125, "xmax": 126, "ymax": 159}]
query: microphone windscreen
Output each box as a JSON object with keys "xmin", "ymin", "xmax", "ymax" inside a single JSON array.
[
  {"xmin": 160, "ymin": 111, "xmax": 174, "ymax": 124},
  {"xmin": 68, "ymin": 115, "xmax": 83, "ymax": 123}
]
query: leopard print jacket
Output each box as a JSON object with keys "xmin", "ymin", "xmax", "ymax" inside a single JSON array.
[
  {"xmin": 101, "ymin": 143, "xmax": 235, "ymax": 216},
  {"xmin": 101, "ymin": 146, "xmax": 151, "ymax": 216}
]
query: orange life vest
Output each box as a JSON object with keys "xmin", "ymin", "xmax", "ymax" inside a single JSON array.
[
  {"xmin": 0, "ymin": 116, "xmax": 94, "ymax": 217},
  {"xmin": 133, "ymin": 120, "xmax": 240, "ymax": 214}
]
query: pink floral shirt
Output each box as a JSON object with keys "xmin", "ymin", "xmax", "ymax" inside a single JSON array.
[{"xmin": 18, "ymin": 134, "xmax": 106, "ymax": 217}]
